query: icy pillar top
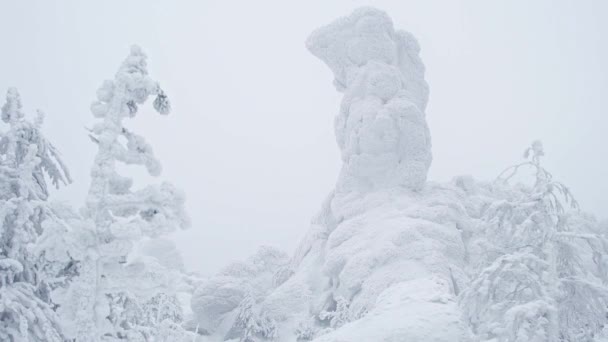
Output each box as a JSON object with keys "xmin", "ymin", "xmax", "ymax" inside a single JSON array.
[{"xmin": 307, "ymin": 7, "xmax": 432, "ymax": 192}]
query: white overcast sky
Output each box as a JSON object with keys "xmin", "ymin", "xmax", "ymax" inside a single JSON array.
[{"xmin": 1, "ymin": 0, "xmax": 606, "ymax": 274}]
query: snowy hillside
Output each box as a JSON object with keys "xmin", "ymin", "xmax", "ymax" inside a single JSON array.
[{"xmin": 190, "ymin": 7, "xmax": 608, "ymax": 342}]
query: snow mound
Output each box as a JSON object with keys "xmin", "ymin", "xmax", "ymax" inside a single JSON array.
[
  {"xmin": 193, "ymin": 182, "xmax": 474, "ymax": 341},
  {"xmin": 312, "ymin": 277, "xmax": 465, "ymax": 342}
]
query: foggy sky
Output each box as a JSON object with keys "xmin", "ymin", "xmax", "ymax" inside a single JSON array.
[{"xmin": 1, "ymin": 0, "xmax": 606, "ymax": 274}]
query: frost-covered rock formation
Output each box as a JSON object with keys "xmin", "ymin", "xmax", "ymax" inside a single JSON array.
[
  {"xmin": 307, "ymin": 7, "xmax": 432, "ymax": 194},
  {"xmin": 192, "ymin": 7, "xmax": 608, "ymax": 342},
  {"xmin": 284, "ymin": 8, "xmax": 465, "ymax": 341},
  {"xmin": 192, "ymin": 8, "xmax": 466, "ymax": 342}
]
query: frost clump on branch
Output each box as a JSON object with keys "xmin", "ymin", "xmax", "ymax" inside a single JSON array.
[{"xmin": 307, "ymin": 7, "xmax": 432, "ymax": 193}]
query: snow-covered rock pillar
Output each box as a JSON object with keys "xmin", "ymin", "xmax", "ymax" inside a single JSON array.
[
  {"xmin": 307, "ymin": 7, "xmax": 432, "ymax": 192},
  {"xmin": 190, "ymin": 9, "xmax": 467, "ymax": 342}
]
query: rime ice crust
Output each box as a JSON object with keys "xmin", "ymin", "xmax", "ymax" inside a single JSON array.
[{"xmin": 307, "ymin": 7, "xmax": 432, "ymax": 193}]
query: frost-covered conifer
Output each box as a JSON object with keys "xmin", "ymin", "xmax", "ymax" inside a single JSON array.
[
  {"xmin": 0, "ymin": 88, "xmax": 71, "ymax": 341},
  {"xmin": 462, "ymin": 141, "xmax": 608, "ymax": 341},
  {"xmin": 60, "ymin": 46, "xmax": 191, "ymax": 341}
]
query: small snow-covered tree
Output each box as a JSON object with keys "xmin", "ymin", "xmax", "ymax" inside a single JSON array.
[
  {"xmin": 60, "ymin": 46, "xmax": 190, "ymax": 341},
  {"xmin": 294, "ymin": 317, "xmax": 317, "ymax": 341},
  {"xmin": 462, "ymin": 141, "xmax": 608, "ymax": 341},
  {"xmin": 230, "ymin": 294, "xmax": 277, "ymax": 342},
  {"xmin": 318, "ymin": 296, "xmax": 351, "ymax": 329},
  {"xmin": 0, "ymin": 88, "xmax": 71, "ymax": 341}
]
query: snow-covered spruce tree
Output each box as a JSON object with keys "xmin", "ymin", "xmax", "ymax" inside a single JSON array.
[
  {"xmin": 0, "ymin": 88, "xmax": 71, "ymax": 341},
  {"xmin": 60, "ymin": 46, "xmax": 191, "ymax": 341},
  {"xmin": 461, "ymin": 141, "xmax": 608, "ymax": 341}
]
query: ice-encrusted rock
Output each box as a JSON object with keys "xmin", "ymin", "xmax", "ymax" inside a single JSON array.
[{"xmin": 307, "ymin": 7, "xmax": 432, "ymax": 193}]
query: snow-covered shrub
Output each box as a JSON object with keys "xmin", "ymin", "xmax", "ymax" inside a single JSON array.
[
  {"xmin": 226, "ymin": 294, "xmax": 278, "ymax": 342},
  {"xmin": 294, "ymin": 318, "xmax": 317, "ymax": 341},
  {"xmin": 318, "ymin": 296, "xmax": 352, "ymax": 329}
]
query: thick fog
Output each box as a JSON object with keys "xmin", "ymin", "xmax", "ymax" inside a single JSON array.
[{"xmin": 1, "ymin": 0, "xmax": 606, "ymax": 274}]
